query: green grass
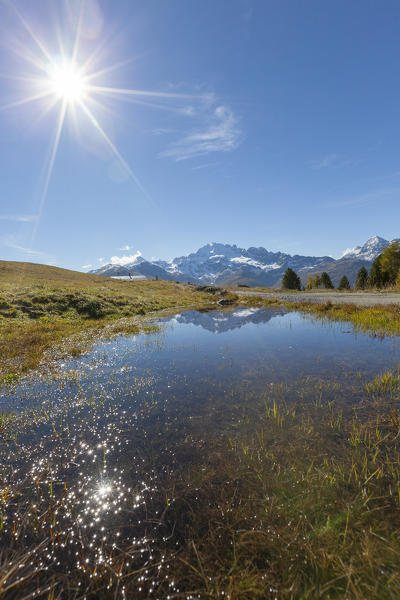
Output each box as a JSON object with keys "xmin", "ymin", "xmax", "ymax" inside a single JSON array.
[{"xmin": 0, "ymin": 260, "xmax": 217, "ymax": 378}]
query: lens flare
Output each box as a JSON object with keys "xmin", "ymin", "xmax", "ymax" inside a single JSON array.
[{"xmin": 0, "ymin": 0, "xmax": 199, "ymax": 253}]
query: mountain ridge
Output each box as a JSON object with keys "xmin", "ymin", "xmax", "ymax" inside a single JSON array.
[{"xmin": 90, "ymin": 236, "xmax": 392, "ymax": 287}]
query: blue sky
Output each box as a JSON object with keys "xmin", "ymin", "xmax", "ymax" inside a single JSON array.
[{"xmin": 1, "ymin": 0, "xmax": 400, "ymax": 270}]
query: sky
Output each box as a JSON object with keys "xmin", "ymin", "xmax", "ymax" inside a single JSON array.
[{"xmin": 1, "ymin": 0, "xmax": 400, "ymax": 271}]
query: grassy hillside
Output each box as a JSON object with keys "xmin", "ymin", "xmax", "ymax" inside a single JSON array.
[{"xmin": 0, "ymin": 260, "xmax": 213, "ymax": 379}]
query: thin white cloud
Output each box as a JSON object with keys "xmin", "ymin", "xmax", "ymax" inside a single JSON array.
[
  {"xmin": 180, "ymin": 106, "xmax": 196, "ymax": 117},
  {"xmin": 0, "ymin": 214, "xmax": 38, "ymax": 222},
  {"xmin": 191, "ymin": 162, "xmax": 219, "ymax": 170},
  {"xmin": 119, "ymin": 244, "xmax": 133, "ymax": 251},
  {"xmin": 152, "ymin": 128, "xmax": 176, "ymax": 135},
  {"xmin": 324, "ymin": 186, "xmax": 400, "ymax": 209},
  {"xmin": 309, "ymin": 154, "xmax": 356, "ymax": 170},
  {"xmin": 110, "ymin": 251, "xmax": 142, "ymax": 266},
  {"xmin": 309, "ymin": 154, "xmax": 337, "ymax": 169},
  {"xmin": 1, "ymin": 235, "xmax": 52, "ymax": 260},
  {"xmin": 160, "ymin": 105, "xmax": 242, "ymax": 162},
  {"xmin": 8, "ymin": 243, "xmax": 42, "ymax": 256},
  {"xmin": 81, "ymin": 264, "xmax": 92, "ymax": 270}
]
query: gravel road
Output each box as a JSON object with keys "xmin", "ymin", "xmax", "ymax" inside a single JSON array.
[{"xmin": 235, "ymin": 291, "xmax": 400, "ymax": 307}]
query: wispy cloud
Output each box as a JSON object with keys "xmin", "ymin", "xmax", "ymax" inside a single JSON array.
[
  {"xmin": 324, "ymin": 186, "xmax": 400, "ymax": 209},
  {"xmin": 0, "ymin": 214, "xmax": 38, "ymax": 222},
  {"xmin": 160, "ymin": 105, "xmax": 242, "ymax": 162},
  {"xmin": 152, "ymin": 128, "xmax": 176, "ymax": 136},
  {"xmin": 110, "ymin": 251, "xmax": 142, "ymax": 266},
  {"xmin": 309, "ymin": 154, "xmax": 338, "ymax": 169},
  {"xmin": 119, "ymin": 244, "xmax": 134, "ymax": 251},
  {"xmin": 309, "ymin": 154, "xmax": 357, "ymax": 170},
  {"xmin": 81, "ymin": 264, "xmax": 92, "ymax": 270},
  {"xmin": 191, "ymin": 162, "xmax": 219, "ymax": 171},
  {"xmin": 1, "ymin": 235, "xmax": 52, "ymax": 260}
]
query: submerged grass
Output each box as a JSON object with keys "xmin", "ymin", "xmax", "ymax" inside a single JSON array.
[{"xmin": 0, "ymin": 369, "xmax": 400, "ymax": 598}]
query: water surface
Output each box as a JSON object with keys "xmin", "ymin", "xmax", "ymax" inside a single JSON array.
[
  {"xmin": 1, "ymin": 306, "xmax": 399, "ymax": 598},
  {"xmin": 2, "ymin": 306, "xmax": 399, "ymax": 412}
]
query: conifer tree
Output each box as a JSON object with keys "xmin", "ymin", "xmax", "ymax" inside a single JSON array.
[
  {"xmin": 368, "ymin": 255, "xmax": 383, "ymax": 288},
  {"xmin": 320, "ymin": 271, "xmax": 334, "ymax": 289},
  {"xmin": 282, "ymin": 268, "xmax": 301, "ymax": 290},
  {"xmin": 380, "ymin": 241, "xmax": 400, "ymax": 285},
  {"xmin": 355, "ymin": 266, "xmax": 368, "ymax": 290},
  {"xmin": 338, "ymin": 275, "xmax": 350, "ymax": 290}
]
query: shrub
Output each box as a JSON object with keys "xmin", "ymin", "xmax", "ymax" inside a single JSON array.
[{"xmin": 75, "ymin": 299, "xmax": 105, "ymax": 319}]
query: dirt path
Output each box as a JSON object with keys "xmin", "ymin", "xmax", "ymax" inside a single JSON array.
[{"xmin": 236, "ymin": 290, "xmax": 400, "ymax": 307}]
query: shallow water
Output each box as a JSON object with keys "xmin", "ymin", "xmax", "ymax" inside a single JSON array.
[
  {"xmin": 2, "ymin": 306, "xmax": 400, "ymax": 413},
  {"xmin": 1, "ymin": 306, "xmax": 400, "ymax": 598}
]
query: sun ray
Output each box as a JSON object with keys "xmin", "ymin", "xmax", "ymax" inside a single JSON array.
[
  {"xmin": 11, "ymin": 4, "xmax": 56, "ymax": 69},
  {"xmin": 72, "ymin": 0, "xmax": 85, "ymax": 66},
  {"xmin": 79, "ymin": 100, "xmax": 153, "ymax": 204},
  {"xmin": 1, "ymin": 1, "xmax": 210, "ymax": 215},
  {"xmin": 101, "ymin": 94, "xmax": 194, "ymax": 115},
  {"xmin": 0, "ymin": 90, "xmax": 53, "ymax": 112},
  {"xmin": 88, "ymin": 85, "xmax": 198, "ymax": 100},
  {"xmin": 79, "ymin": 19, "xmax": 137, "ymax": 76},
  {"xmin": 0, "ymin": 72, "xmax": 47, "ymax": 84},
  {"xmin": 4, "ymin": 38, "xmax": 50, "ymax": 74},
  {"xmin": 31, "ymin": 100, "xmax": 68, "ymax": 245},
  {"xmin": 85, "ymin": 56, "xmax": 141, "ymax": 83},
  {"xmin": 15, "ymin": 98, "xmax": 67, "ymax": 287}
]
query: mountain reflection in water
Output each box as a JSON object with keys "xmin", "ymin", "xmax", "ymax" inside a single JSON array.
[{"xmin": 168, "ymin": 306, "xmax": 287, "ymax": 333}]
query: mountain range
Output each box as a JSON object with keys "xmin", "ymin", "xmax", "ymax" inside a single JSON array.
[{"xmin": 90, "ymin": 236, "xmax": 390, "ymax": 287}]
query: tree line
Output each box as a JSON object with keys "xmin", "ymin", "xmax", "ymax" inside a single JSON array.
[{"xmin": 282, "ymin": 240, "xmax": 400, "ymax": 291}]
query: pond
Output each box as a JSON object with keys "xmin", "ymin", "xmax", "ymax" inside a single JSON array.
[
  {"xmin": 2, "ymin": 306, "xmax": 399, "ymax": 413},
  {"xmin": 1, "ymin": 306, "xmax": 399, "ymax": 599}
]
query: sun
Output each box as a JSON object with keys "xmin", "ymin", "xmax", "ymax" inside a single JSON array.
[
  {"xmin": 48, "ymin": 62, "xmax": 87, "ymax": 103},
  {"xmin": 0, "ymin": 0, "xmax": 195, "ymax": 223}
]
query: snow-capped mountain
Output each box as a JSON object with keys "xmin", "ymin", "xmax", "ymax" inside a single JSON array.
[
  {"xmin": 340, "ymin": 236, "xmax": 388, "ymax": 261},
  {"xmin": 90, "ymin": 236, "xmax": 392, "ymax": 288},
  {"xmin": 93, "ymin": 255, "xmax": 177, "ymax": 281},
  {"xmin": 90, "ymin": 242, "xmax": 333, "ymax": 286},
  {"xmin": 155, "ymin": 243, "xmax": 292, "ymax": 283},
  {"xmin": 154, "ymin": 242, "xmax": 330, "ymax": 284}
]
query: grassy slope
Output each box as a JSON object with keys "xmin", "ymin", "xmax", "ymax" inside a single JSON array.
[{"xmin": 0, "ymin": 260, "xmax": 212, "ymax": 379}]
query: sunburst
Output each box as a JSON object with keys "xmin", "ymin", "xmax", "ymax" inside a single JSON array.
[{"xmin": 1, "ymin": 2, "xmax": 197, "ymax": 237}]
